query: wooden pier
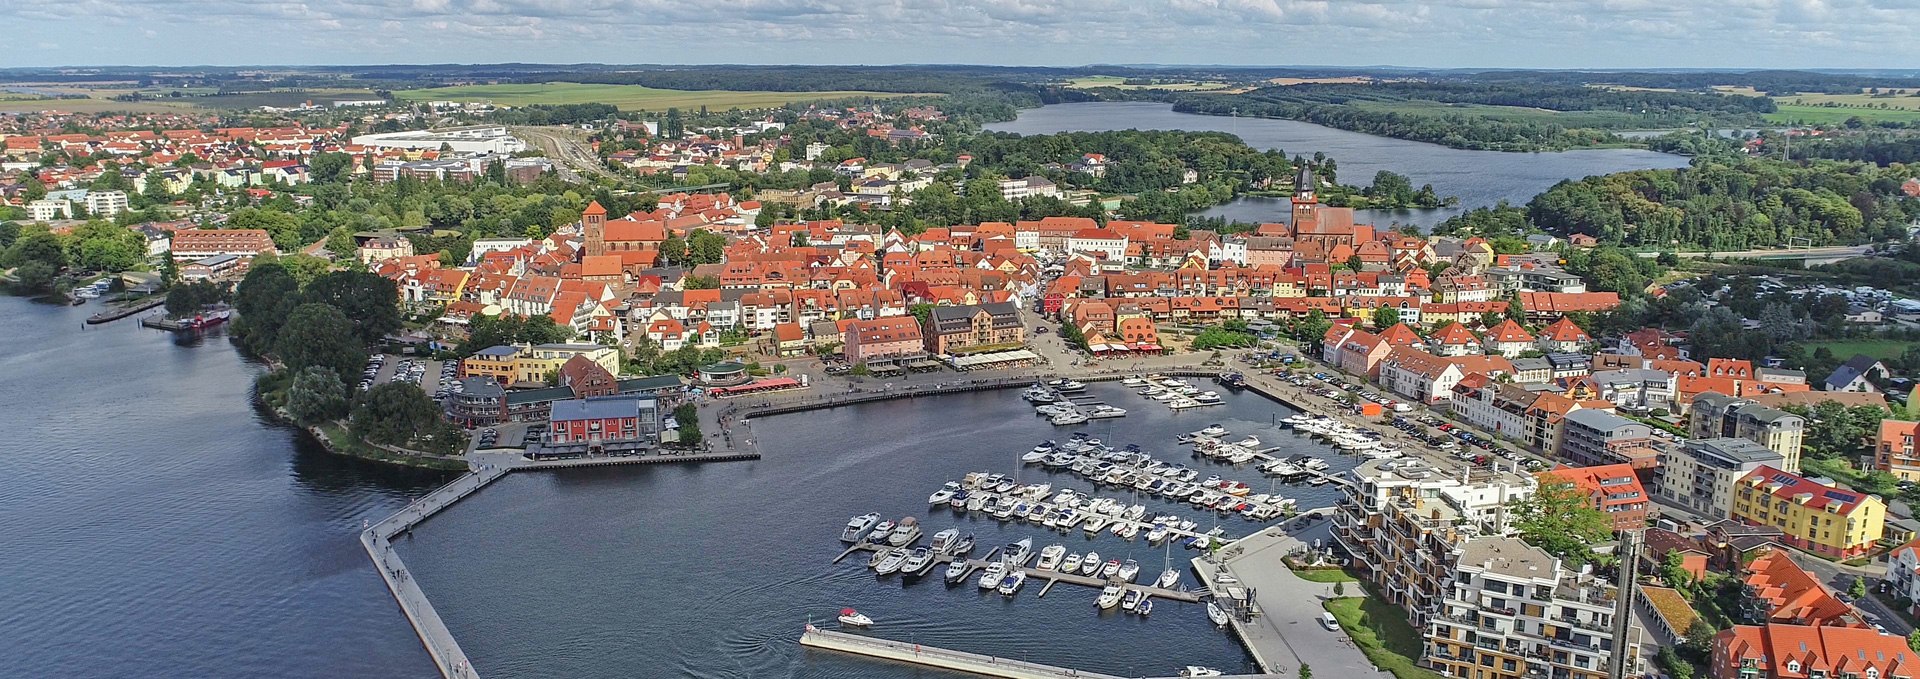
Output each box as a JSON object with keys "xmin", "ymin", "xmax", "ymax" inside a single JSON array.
[{"xmin": 839, "ymin": 541, "xmax": 1201, "ymax": 603}]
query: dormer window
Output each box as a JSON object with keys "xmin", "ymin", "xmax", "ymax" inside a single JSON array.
[{"xmin": 1786, "ymin": 661, "xmax": 1800, "ymax": 673}]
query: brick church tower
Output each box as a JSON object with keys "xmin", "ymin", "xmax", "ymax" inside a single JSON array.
[{"xmin": 582, "ymin": 200, "xmax": 607, "ymax": 257}]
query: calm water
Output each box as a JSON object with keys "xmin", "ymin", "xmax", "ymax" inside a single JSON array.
[
  {"xmin": 402, "ymin": 381, "xmax": 1359, "ymax": 678},
  {"xmin": 5, "ymin": 292, "xmax": 1360, "ymax": 677},
  {"xmin": 986, "ymin": 102, "xmax": 1693, "ymax": 230},
  {"xmin": 0, "ymin": 296, "xmax": 448, "ymax": 678}
]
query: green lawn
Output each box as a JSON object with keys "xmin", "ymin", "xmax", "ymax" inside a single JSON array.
[
  {"xmin": 1766, "ymin": 104, "xmax": 1920, "ymax": 125},
  {"xmin": 1325, "ymin": 595, "xmax": 1446, "ymax": 679},
  {"xmin": 1292, "ymin": 567, "xmax": 1360, "ymax": 583},
  {"xmin": 1801, "ymin": 339, "xmax": 1913, "ymax": 362},
  {"xmin": 394, "ymin": 82, "xmax": 932, "ymax": 112}
]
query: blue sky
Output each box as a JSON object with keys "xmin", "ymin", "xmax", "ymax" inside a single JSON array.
[{"xmin": 4, "ymin": 0, "xmax": 1917, "ymax": 68}]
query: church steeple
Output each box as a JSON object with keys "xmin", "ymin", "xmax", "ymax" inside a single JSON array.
[{"xmin": 1292, "ymin": 163, "xmax": 1316, "ymax": 203}]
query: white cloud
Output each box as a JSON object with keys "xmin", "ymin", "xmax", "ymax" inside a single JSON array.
[{"xmin": 1, "ymin": 0, "xmax": 1918, "ymax": 67}]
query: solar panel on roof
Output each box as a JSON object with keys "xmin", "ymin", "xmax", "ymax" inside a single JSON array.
[
  {"xmin": 1773, "ymin": 473, "xmax": 1797, "ymax": 485},
  {"xmin": 1824, "ymin": 490, "xmax": 1857, "ymax": 502}
]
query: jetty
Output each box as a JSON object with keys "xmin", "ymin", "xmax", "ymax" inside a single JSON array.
[
  {"xmin": 839, "ymin": 541, "xmax": 1201, "ymax": 603},
  {"xmin": 85, "ymin": 296, "xmax": 165, "ymax": 324}
]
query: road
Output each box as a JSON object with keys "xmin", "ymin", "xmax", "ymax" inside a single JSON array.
[{"xmin": 512, "ymin": 126, "xmax": 613, "ymax": 182}]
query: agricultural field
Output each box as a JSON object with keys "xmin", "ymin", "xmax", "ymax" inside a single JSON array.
[
  {"xmin": 1347, "ymin": 99, "xmax": 1647, "ymax": 127},
  {"xmin": 1767, "ymin": 104, "xmax": 1920, "ymax": 125},
  {"xmin": 1799, "ymin": 339, "xmax": 1915, "ymax": 363},
  {"xmin": 1065, "ymin": 75, "xmax": 1239, "ymax": 92},
  {"xmin": 1710, "ymin": 86, "xmax": 1920, "ymax": 124},
  {"xmin": 393, "ymin": 82, "xmax": 930, "ymax": 111}
]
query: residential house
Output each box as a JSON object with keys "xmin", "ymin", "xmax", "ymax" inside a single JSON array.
[
  {"xmin": 1542, "ymin": 463, "xmax": 1650, "ymax": 531},
  {"xmin": 1711, "ymin": 624, "xmax": 1913, "ymax": 679},
  {"xmin": 1379, "ymin": 347, "xmax": 1465, "ymax": 404},
  {"xmin": 1483, "ymin": 319, "xmax": 1536, "ymax": 358},
  {"xmin": 1731, "ymin": 465, "xmax": 1885, "ymax": 559},
  {"xmin": 926, "ymin": 302, "xmax": 1025, "ymax": 355},
  {"xmin": 1878, "ymin": 420, "xmax": 1920, "ymax": 482},
  {"xmin": 1690, "ymin": 393, "xmax": 1807, "ymax": 471},
  {"xmin": 843, "ymin": 316, "xmax": 925, "ymax": 364},
  {"xmin": 1824, "ymin": 354, "xmax": 1889, "ymax": 393},
  {"xmin": 1657, "ymin": 438, "xmax": 1787, "ymax": 518}
]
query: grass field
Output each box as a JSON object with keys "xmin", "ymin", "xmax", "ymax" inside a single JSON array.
[
  {"xmin": 394, "ymin": 82, "xmax": 930, "ymax": 111},
  {"xmin": 1065, "ymin": 75, "xmax": 1238, "ymax": 92},
  {"xmin": 1325, "ymin": 593, "xmax": 1445, "ymax": 679},
  {"xmin": 1767, "ymin": 104, "xmax": 1920, "ymax": 124},
  {"xmin": 1801, "ymin": 338, "xmax": 1915, "ymax": 362}
]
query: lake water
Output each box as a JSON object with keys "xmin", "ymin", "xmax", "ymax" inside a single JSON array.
[
  {"xmin": 6, "ymin": 293, "xmax": 1361, "ymax": 678},
  {"xmin": 986, "ymin": 102, "xmax": 1693, "ymax": 231}
]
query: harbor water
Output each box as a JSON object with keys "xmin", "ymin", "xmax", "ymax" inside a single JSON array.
[
  {"xmin": 3, "ymin": 293, "xmax": 1363, "ymax": 678},
  {"xmin": 399, "ymin": 380, "xmax": 1362, "ymax": 678}
]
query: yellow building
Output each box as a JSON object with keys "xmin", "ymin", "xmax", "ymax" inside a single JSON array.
[
  {"xmin": 459, "ymin": 345, "xmax": 521, "ymax": 383},
  {"xmin": 1731, "ymin": 465, "xmax": 1884, "ymax": 559},
  {"xmin": 514, "ymin": 343, "xmax": 620, "ymax": 385}
]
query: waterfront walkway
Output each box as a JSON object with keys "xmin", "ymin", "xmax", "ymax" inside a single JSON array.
[
  {"xmin": 1189, "ymin": 519, "xmax": 1376, "ymax": 677},
  {"xmin": 801, "ymin": 626, "xmax": 1130, "ymax": 679},
  {"xmin": 361, "ymin": 464, "xmax": 507, "ymax": 679}
]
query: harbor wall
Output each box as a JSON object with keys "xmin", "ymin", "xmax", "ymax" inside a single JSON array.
[{"xmin": 800, "ymin": 627, "xmax": 1130, "ymax": 679}]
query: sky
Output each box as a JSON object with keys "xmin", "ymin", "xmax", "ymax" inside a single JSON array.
[{"xmin": 4, "ymin": 0, "xmax": 1919, "ymax": 69}]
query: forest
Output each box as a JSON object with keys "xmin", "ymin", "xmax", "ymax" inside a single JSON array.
[{"xmin": 1524, "ymin": 157, "xmax": 1920, "ymax": 249}]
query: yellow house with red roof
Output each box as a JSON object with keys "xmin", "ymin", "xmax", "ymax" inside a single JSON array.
[{"xmin": 1732, "ymin": 465, "xmax": 1885, "ymax": 559}]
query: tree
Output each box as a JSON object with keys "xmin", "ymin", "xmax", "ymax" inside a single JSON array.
[
  {"xmin": 687, "ymin": 230, "xmax": 727, "ymax": 264},
  {"xmin": 1297, "ymin": 664, "xmax": 1312, "ymax": 679},
  {"xmin": 682, "ymin": 274, "xmax": 719, "ymax": 290},
  {"xmin": 1656, "ymin": 647, "xmax": 1695, "ymax": 679},
  {"xmin": 308, "ymin": 151, "xmax": 354, "ymax": 184},
  {"xmin": 1371, "ymin": 306, "xmax": 1400, "ymax": 329},
  {"xmin": 66, "ymin": 221, "xmax": 146, "ymax": 272},
  {"xmin": 1907, "ymin": 630, "xmax": 1920, "ymax": 653},
  {"xmin": 1508, "ymin": 480, "xmax": 1614, "ymax": 567},
  {"xmin": 232, "ymin": 262, "xmax": 300, "ymax": 351},
  {"xmin": 1850, "ymin": 576, "xmax": 1868, "ymax": 600},
  {"xmin": 1658, "ymin": 549, "xmax": 1694, "ymax": 591},
  {"xmin": 3, "ymin": 228, "xmax": 67, "ymax": 269},
  {"xmin": 275, "ymin": 303, "xmax": 367, "ymax": 382},
  {"xmin": 673, "ymin": 402, "xmax": 701, "ymax": 445},
  {"xmin": 350, "ymin": 382, "xmax": 441, "ymax": 447},
  {"xmin": 9, "ymin": 260, "xmax": 58, "ymax": 294},
  {"xmin": 1331, "ymin": 581, "xmax": 1344, "ymax": 596},
  {"xmin": 284, "ymin": 366, "xmax": 349, "ymax": 424},
  {"xmin": 909, "ymin": 303, "xmax": 935, "ymax": 326},
  {"xmin": 164, "ymin": 280, "xmax": 224, "ymax": 317},
  {"xmin": 299, "ymin": 270, "xmax": 401, "ymax": 345}
]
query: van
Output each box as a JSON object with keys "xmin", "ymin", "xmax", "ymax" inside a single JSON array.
[{"xmin": 1320, "ymin": 612, "xmax": 1341, "ymax": 631}]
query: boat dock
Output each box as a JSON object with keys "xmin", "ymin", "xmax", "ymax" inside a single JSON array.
[
  {"xmin": 85, "ymin": 296, "xmax": 164, "ymax": 324},
  {"xmin": 838, "ymin": 541, "xmax": 1202, "ymax": 603},
  {"xmin": 496, "ymin": 450, "xmax": 760, "ymax": 470},
  {"xmin": 801, "ymin": 626, "xmax": 1133, "ymax": 679}
]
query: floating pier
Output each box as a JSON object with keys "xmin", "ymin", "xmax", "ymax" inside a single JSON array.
[{"xmin": 841, "ymin": 541, "xmax": 1201, "ymax": 603}]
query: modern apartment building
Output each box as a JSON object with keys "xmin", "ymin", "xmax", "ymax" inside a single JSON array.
[
  {"xmin": 1877, "ymin": 420, "xmax": 1920, "ymax": 482},
  {"xmin": 1655, "ymin": 438, "xmax": 1785, "ymax": 518},
  {"xmin": 1334, "ymin": 458, "xmax": 1537, "ymax": 628},
  {"xmin": 1426, "ymin": 536, "xmax": 1644, "ymax": 679},
  {"xmin": 1689, "ymin": 392, "xmax": 1806, "ymax": 472},
  {"xmin": 1558, "ymin": 408, "xmax": 1655, "ymax": 470}
]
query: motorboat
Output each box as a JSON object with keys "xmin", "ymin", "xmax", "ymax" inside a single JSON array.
[
  {"xmin": 1112, "ymin": 522, "xmax": 1139, "ymax": 540},
  {"xmin": 1156, "ymin": 568, "xmax": 1180, "ymax": 589},
  {"xmin": 1136, "ymin": 598, "xmax": 1153, "ymax": 615},
  {"xmin": 1194, "ymin": 391, "xmax": 1222, "ymax": 404},
  {"xmin": 1121, "ymin": 589, "xmax": 1144, "ymax": 611},
  {"xmin": 1180, "ymin": 667, "xmax": 1223, "ymax": 678},
  {"xmin": 1050, "ymin": 410, "xmax": 1090, "ymax": 426},
  {"xmin": 1117, "ymin": 559, "xmax": 1140, "ymax": 582},
  {"xmin": 886, "ymin": 517, "xmax": 921, "ymax": 546},
  {"xmin": 976, "ymin": 560, "xmax": 1007, "ymax": 589},
  {"xmin": 930, "ymin": 529, "xmax": 960, "ymax": 554},
  {"xmin": 1035, "ymin": 544, "xmax": 1066, "ymax": 570},
  {"xmin": 1060, "ymin": 552, "xmax": 1084, "ymax": 573},
  {"xmin": 1021, "ymin": 449, "xmax": 1050, "ymax": 464},
  {"xmin": 929, "ymin": 482, "xmax": 960, "ymax": 505},
  {"xmin": 1096, "ymin": 585, "xmax": 1125, "ymax": 609},
  {"xmin": 837, "ymin": 608, "xmax": 873, "ymax": 627},
  {"xmin": 1198, "ymin": 424, "xmax": 1228, "ymax": 437},
  {"xmin": 841, "ymin": 513, "xmax": 881, "ymax": 542},
  {"xmin": 1021, "ymin": 386, "xmax": 1057, "ymax": 403},
  {"xmin": 874, "ymin": 549, "xmax": 909, "ymax": 575},
  {"xmin": 868, "ymin": 546, "xmax": 898, "ymax": 569},
  {"xmin": 944, "ymin": 558, "xmax": 971, "ymax": 583},
  {"xmin": 1086, "ymin": 405, "xmax": 1127, "ymax": 419},
  {"xmin": 948, "ymin": 491, "xmax": 970, "ymax": 509},
  {"xmin": 1145, "ymin": 525, "xmax": 1169, "ymax": 543},
  {"xmin": 868, "ymin": 520, "xmax": 896, "ymax": 543},
  {"xmin": 1080, "ymin": 551, "xmax": 1102, "ymax": 576},
  {"xmin": 1206, "ymin": 601, "xmax": 1230, "ymax": 626},
  {"xmin": 997, "ymin": 570, "xmax": 1028, "ymax": 596},
  {"xmin": 901, "ymin": 547, "xmax": 936, "ymax": 576},
  {"xmin": 1004, "ymin": 538, "xmax": 1035, "ymax": 566},
  {"xmin": 1082, "ymin": 514, "xmax": 1111, "ymax": 534},
  {"xmin": 1100, "ymin": 559, "xmax": 1122, "ymax": 579},
  {"xmin": 966, "ymin": 494, "xmax": 989, "ymax": 512},
  {"xmin": 994, "ymin": 478, "xmax": 1018, "ymax": 494},
  {"xmin": 950, "ymin": 533, "xmax": 976, "ymax": 556}
]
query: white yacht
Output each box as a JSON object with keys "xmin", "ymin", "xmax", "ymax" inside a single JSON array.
[
  {"xmin": 929, "ymin": 528, "xmax": 960, "ymax": 554},
  {"xmin": 874, "ymin": 549, "xmax": 909, "ymax": 575},
  {"xmin": 1116, "ymin": 559, "xmax": 1140, "ymax": 582},
  {"xmin": 1206, "ymin": 601, "xmax": 1230, "ymax": 626},
  {"xmin": 1180, "ymin": 667, "xmax": 1223, "ymax": 677},
  {"xmin": 1198, "ymin": 424, "xmax": 1228, "ymax": 437},
  {"xmin": 1003, "ymin": 538, "xmax": 1035, "ymax": 567},
  {"xmin": 1099, "ymin": 559, "xmax": 1122, "ymax": 579},
  {"xmin": 868, "ymin": 546, "xmax": 898, "ymax": 569},
  {"xmin": 1060, "ymin": 552, "xmax": 1084, "ymax": 573},
  {"xmin": 901, "ymin": 547, "xmax": 936, "ymax": 576},
  {"xmin": 944, "ymin": 558, "xmax": 971, "ymax": 583},
  {"xmin": 997, "ymin": 570, "xmax": 1028, "ymax": 596},
  {"xmin": 1155, "ymin": 568, "xmax": 1180, "ymax": 589},
  {"xmin": 928, "ymin": 482, "xmax": 960, "ymax": 505},
  {"xmin": 1035, "ymin": 544, "xmax": 1066, "ymax": 570},
  {"xmin": 840, "ymin": 513, "xmax": 881, "ymax": 542},
  {"xmin": 837, "ymin": 608, "xmax": 873, "ymax": 627},
  {"xmin": 886, "ymin": 517, "xmax": 921, "ymax": 546},
  {"xmin": 1086, "ymin": 405, "xmax": 1128, "ymax": 419},
  {"xmin": 1121, "ymin": 589, "xmax": 1145, "ymax": 611},
  {"xmin": 1050, "ymin": 410, "xmax": 1090, "ymax": 426},
  {"xmin": 976, "ymin": 560, "xmax": 1008, "ymax": 589},
  {"xmin": 1096, "ymin": 585, "xmax": 1125, "ymax": 609},
  {"xmin": 1080, "ymin": 551, "xmax": 1102, "ymax": 576}
]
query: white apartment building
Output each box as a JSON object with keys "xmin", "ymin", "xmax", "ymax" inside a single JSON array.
[
  {"xmin": 1426, "ymin": 536, "xmax": 1643, "ymax": 679},
  {"xmin": 85, "ymin": 190, "xmax": 129, "ymax": 217}
]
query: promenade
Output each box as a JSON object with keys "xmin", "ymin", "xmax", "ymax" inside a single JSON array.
[{"xmin": 1191, "ymin": 517, "xmax": 1377, "ymax": 677}]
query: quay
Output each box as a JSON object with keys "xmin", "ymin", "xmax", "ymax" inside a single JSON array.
[
  {"xmin": 86, "ymin": 296, "xmax": 164, "ymax": 324},
  {"xmin": 838, "ymin": 541, "xmax": 1202, "ymax": 602},
  {"xmin": 478, "ymin": 449, "xmax": 760, "ymax": 470},
  {"xmin": 1187, "ymin": 512, "xmax": 1375, "ymax": 677}
]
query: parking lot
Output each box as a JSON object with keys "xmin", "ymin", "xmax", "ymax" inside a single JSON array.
[
  {"xmin": 1266, "ymin": 365, "xmax": 1548, "ymax": 473},
  {"xmin": 359, "ymin": 354, "xmax": 457, "ymax": 397}
]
